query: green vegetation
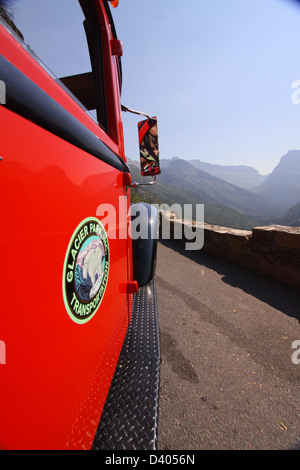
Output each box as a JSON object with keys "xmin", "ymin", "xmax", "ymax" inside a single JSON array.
[
  {"xmin": 130, "ymin": 165, "xmax": 257, "ymax": 230},
  {"xmin": 279, "ymin": 202, "xmax": 300, "ymax": 227},
  {"xmin": 129, "ymin": 152, "xmax": 300, "ymax": 229}
]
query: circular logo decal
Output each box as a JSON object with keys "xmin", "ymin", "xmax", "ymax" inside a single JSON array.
[{"xmin": 63, "ymin": 217, "xmax": 109, "ymax": 324}]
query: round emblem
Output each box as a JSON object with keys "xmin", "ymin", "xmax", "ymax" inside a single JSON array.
[{"xmin": 63, "ymin": 217, "xmax": 109, "ymax": 324}]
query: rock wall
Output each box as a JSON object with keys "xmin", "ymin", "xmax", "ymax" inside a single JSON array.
[{"xmin": 159, "ymin": 211, "xmax": 300, "ymax": 291}]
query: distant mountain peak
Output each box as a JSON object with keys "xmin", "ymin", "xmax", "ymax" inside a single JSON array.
[
  {"xmin": 161, "ymin": 157, "xmax": 267, "ymax": 190},
  {"xmin": 252, "ymin": 150, "xmax": 300, "ymax": 209},
  {"xmin": 278, "ymin": 149, "xmax": 300, "ymax": 167}
]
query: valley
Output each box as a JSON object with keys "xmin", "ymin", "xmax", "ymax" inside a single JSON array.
[{"xmin": 129, "ymin": 150, "xmax": 300, "ymax": 230}]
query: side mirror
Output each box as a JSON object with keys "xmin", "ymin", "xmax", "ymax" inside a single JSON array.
[{"xmin": 138, "ymin": 117, "xmax": 161, "ymax": 176}]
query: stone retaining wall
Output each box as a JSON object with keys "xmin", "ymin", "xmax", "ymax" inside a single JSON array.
[{"xmin": 159, "ymin": 211, "xmax": 300, "ymax": 291}]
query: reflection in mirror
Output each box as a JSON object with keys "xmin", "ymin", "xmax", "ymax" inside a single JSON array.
[{"xmin": 138, "ymin": 117, "xmax": 160, "ymax": 176}]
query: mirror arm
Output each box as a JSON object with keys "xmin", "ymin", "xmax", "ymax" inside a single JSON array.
[
  {"xmin": 130, "ymin": 175, "xmax": 157, "ymax": 188},
  {"xmin": 126, "ymin": 174, "xmax": 157, "ymax": 189},
  {"xmin": 121, "ymin": 104, "xmax": 151, "ymax": 119}
]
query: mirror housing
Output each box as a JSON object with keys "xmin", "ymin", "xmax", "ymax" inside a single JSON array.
[{"xmin": 138, "ymin": 117, "xmax": 161, "ymax": 176}]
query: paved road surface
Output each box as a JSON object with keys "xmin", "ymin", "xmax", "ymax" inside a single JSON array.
[{"xmin": 156, "ymin": 240, "xmax": 300, "ymax": 450}]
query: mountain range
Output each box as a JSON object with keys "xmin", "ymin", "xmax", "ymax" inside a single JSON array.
[
  {"xmin": 128, "ymin": 150, "xmax": 300, "ymax": 229},
  {"xmin": 165, "ymin": 158, "xmax": 267, "ymax": 190},
  {"xmin": 251, "ymin": 150, "xmax": 300, "ymax": 209}
]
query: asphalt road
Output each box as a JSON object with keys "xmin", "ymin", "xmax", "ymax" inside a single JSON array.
[{"xmin": 155, "ymin": 240, "xmax": 300, "ymax": 450}]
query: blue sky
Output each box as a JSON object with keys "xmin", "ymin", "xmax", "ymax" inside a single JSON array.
[
  {"xmin": 112, "ymin": 0, "xmax": 300, "ymax": 174},
  {"xmin": 12, "ymin": 0, "xmax": 300, "ymax": 175}
]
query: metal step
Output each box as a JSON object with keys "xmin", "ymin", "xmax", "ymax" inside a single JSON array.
[{"xmin": 92, "ymin": 278, "xmax": 160, "ymax": 450}]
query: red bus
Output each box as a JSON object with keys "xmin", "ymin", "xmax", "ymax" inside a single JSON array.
[{"xmin": 0, "ymin": 0, "xmax": 160, "ymax": 450}]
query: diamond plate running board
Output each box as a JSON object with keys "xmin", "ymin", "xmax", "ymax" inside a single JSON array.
[{"xmin": 92, "ymin": 278, "xmax": 160, "ymax": 450}]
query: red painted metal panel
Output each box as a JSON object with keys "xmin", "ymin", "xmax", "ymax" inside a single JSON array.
[
  {"xmin": 0, "ymin": 106, "xmax": 130, "ymax": 449},
  {"xmin": 0, "ymin": 0, "xmax": 132, "ymax": 449}
]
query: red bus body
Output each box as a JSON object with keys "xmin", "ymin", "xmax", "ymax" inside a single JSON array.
[{"xmin": 0, "ymin": 0, "xmax": 147, "ymax": 450}]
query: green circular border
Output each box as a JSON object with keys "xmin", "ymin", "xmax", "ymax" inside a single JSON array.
[{"xmin": 62, "ymin": 217, "xmax": 109, "ymax": 324}]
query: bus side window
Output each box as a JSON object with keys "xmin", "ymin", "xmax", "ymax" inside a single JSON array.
[{"xmin": 2, "ymin": 0, "xmax": 108, "ymax": 131}]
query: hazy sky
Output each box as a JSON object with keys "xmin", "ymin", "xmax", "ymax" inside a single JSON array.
[
  {"xmin": 112, "ymin": 0, "xmax": 300, "ymax": 174},
  {"xmin": 12, "ymin": 0, "xmax": 300, "ymax": 175}
]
